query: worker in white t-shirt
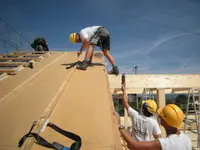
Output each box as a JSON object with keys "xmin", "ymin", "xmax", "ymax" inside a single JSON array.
[
  {"xmin": 69, "ymin": 26, "xmax": 119, "ymax": 75},
  {"xmin": 121, "ymin": 85, "xmax": 162, "ymax": 141},
  {"xmin": 117, "ymin": 103, "xmax": 192, "ymax": 150}
]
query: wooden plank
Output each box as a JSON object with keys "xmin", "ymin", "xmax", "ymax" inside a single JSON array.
[
  {"xmin": 0, "ymin": 54, "xmax": 44, "ymax": 57},
  {"xmin": 0, "ymin": 53, "xmax": 31, "ymax": 57},
  {"xmin": 13, "ymin": 51, "xmax": 49, "ymax": 55},
  {"xmin": 23, "ymin": 54, "xmax": 45, "ymax": 57},
  {"xmin": 0, "ymin": 69, "xmax": 16, "ymax": 75}
]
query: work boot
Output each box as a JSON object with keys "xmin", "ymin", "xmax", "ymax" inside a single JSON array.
[
  {"xmin": 109, "ymin": 66, "xmax": 119, "ymax": 75},
  {"xmin": 88, "ymin": 59, "xmax": 92, "ymax": 65},
  {"xmin": 76, "ymin": 61, "xmax": 89, "ymax": 70}
]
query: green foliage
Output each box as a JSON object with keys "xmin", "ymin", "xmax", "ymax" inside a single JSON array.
[{"xmin": 175, "ymin": 94, "xmax": 188, "ymax": 104}]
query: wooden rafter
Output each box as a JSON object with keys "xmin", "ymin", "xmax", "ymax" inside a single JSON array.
[
  {"xmin": 0, "ymin": 57, "xmax": 41, "ymax": 61},
  {"xmin": 0, "ymin": 62, "xmax": 33, "ymax": 67},
  {"xmin": 0, "ymin": 54, "xmax": 44, "ymax": 57},
  {"xmin": 13, "ymin": 51, "xmax": 48, "ymax": 54}
]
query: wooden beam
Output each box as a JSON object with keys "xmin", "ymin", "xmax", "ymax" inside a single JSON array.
[
  {"xmin": 0, "ymin": 63, "xmax": 19, "ymax": 67},
  {"xmin": 156, "ymin": 89, "xmax": 166, "ymax": 108},
  {"xmin": 111, "ymin": 88, "xmax": 193, "ymax": 94},
  {"xmin": 109, "ymin": 74, "xmax": 200, "ymax": 89}
]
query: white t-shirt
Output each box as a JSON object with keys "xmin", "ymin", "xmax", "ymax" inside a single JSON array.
[
  {"xmin": 128, "ymin": 107, "xmax": 161, "ymax": 141},
  {"xmin": 159, "ymin": 133, "xmax": 192, "ymax": 150},
  {"xmin": 79, "ymin": 26, "xmax": 101, "ymax": 41}
]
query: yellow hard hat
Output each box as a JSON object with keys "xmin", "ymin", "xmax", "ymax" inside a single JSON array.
[
  {"xmin": 157, "ymin": 104, "xmax": 184, "ymax": 128},
  {"xmin": 142, "ymin": 100, "xmax": 157, "ymax": 114},
  {"xmin": 69, "ymin": 33, "xmax": 77, "ymax": 43}
]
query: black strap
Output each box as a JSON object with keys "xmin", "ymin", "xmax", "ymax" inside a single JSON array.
[
  {"xmin": 65, "ymin": 61, "xmax": 82, "ymax": 69},
  {"xmin": 18, "ymin": 121, "xmax": 82, "ymax": 150},
  {"xmin": 47, "ymin": 123, "xmax": 81, "ymax": 144}
]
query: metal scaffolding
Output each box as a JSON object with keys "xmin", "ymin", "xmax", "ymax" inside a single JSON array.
[{"xmin": 0, "ymin": 18, "xmax": 31, "ymax": 54}]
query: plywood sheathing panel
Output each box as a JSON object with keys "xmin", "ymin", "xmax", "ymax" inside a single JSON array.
[
  {"xmin": 30, "ymin": 52, "xmax": 122, "ymax": 150},
  {"xmin": 0, "ymin": 52, "xmax": 121, "ymax": 150},
  {"xmin": 0, "ymin": 52, "xmax": 79, "ymax": 149}
]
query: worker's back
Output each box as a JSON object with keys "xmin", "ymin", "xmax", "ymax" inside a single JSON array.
[
  {"xmin": 158, "ymin": 132, "xmax": 192, "ymax": 150},
  {"xmin": 128, "ymin": 107, "xmax": 161, "ymax": 141},
  {"xmin": 31, "ymin": 37, "xmax": 49, "ymax": 51}
]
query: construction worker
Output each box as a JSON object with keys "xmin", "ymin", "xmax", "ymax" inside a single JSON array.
[
  {"xmin": 121, "ymin": 85, "xmax": 162, "ymax": 141},
  {"xmin": 69, "ymin": 26, "xmax": 119, "ymax": 75},
  {"xmin": 117, "ymin": 104, "xmax": 192, "ymax": 150},
  {"xmin": 31, "ymin": 37, "xmax": 49, "ymax": 51}
]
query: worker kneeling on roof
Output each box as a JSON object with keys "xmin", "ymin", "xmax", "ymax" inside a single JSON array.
[
  {"xmin": 69, "ymin": 26, "xmax": 119, "ymax": 75},
  {"xmin": 120, "ymin": 85, "xmax": 162, "ymax": 141},
  {"xmin": 31, "ymin": 37, "xmax": 49, "ymax": 51},
  {"xmin": 117, "ymin": 103, "xmax": 192, "ymax": 150}
]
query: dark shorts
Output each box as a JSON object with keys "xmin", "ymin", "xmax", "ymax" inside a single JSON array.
[{"xmin": 90, "ymin": 27, "xmax": 110, "ymax": 51}]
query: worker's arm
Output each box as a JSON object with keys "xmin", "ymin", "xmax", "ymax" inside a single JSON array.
[
  {"xmin": 119, "ymin": 129, "xmax": 162, "ymax": 150},
  {"xmin": 121, "ymin": 84, "xmax": 130, "ymax": 110},
  {"xmin": 79, "ymin": 39, "xmax": 90, "ymax": 53},
  {"xmin": 153, "ymin": 134, "xmax": 162, "ymax": 139},
  {"xmin": 153, "ymin": 120, "xmax": 162, "ymax": 139}
]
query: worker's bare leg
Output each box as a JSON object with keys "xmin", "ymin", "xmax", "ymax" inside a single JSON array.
[
  {"xmin": 103, "ymin": 49, "xmax": 116, "ymax": 65},
  {"xmin": 103, "ymin": 49, "xmax": 119, "ymax": 75},
  {"xmin": 89, "ymin": 48, "xmax": 94, "ymax": 64}
]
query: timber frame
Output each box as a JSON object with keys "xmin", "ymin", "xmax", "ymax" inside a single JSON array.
[
  {"xmin": 0, "ymin": 51, "xmax": 50, "ymax": 78},
  {"xmin": 109, "ymin": 74, "xmax": 200, "ymax": 108}
]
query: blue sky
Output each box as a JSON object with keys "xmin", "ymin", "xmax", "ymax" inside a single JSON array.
[{"xmin": 0, "ymin": 0, "xmax": 200, "ymax": 74}]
